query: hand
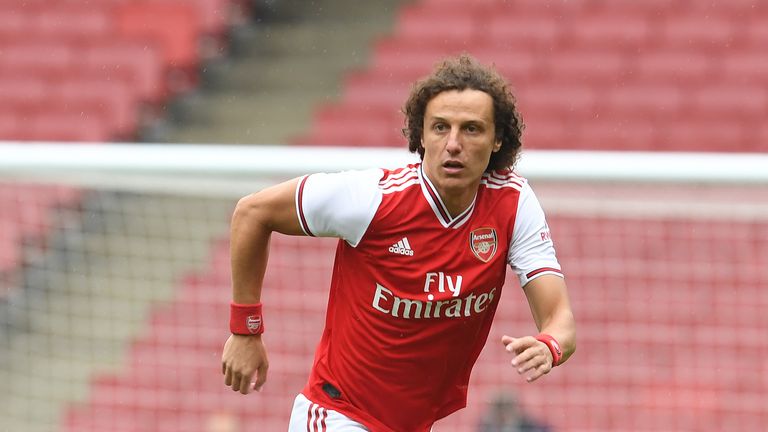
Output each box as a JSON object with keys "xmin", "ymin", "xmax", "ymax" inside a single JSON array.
[
  {"xmin": 501, "ymin": 335, "xmax": 553, "ymax": 383},
  {"xmin": 222, "ymin": 334, "xmax": 269, "ymax": 394}
]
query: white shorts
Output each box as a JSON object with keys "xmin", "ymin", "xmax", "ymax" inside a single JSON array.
[{"xmin": 288, "ymin": 393, "xmax": 369, "ymax": 432}]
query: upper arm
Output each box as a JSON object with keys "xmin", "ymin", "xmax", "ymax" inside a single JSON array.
[
  {"xmin": 508, "ymin": 182, "xmax": 563, "ymax": 286},
  {"xmin": 236, "ymin": 169, "xmax": 384, "ymax": 244},
  {"xmin": 295, "ymin": 169, "xmax": 383, "ymax": 246},
  {"xmin": 234, "ymin": 177, "xmax": 306, "ymax": 236}
]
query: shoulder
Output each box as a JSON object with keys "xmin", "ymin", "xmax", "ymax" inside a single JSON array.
[
  {"xmin": 480, "ymin": 169, "xmax": 528, "ymax": 192},
  {"xmin": 302, "ymin": 167, "xmax": 384, "ymax": 194},
  {"xmin": 378, "ymin": 163, "xmax": 421, "ymax": 194},
  {"xmin": 480, "ymin": 170, "xmax": 533, "ymax": 207}
]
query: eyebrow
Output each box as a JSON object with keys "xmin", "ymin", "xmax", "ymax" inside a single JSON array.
[{"xmin": 428, "ymin": 116, "xmax": 489, "ymax": 125}]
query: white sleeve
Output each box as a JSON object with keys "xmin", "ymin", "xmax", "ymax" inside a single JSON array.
[
  {"xmin": 508, "ymin": 182, "xmax": 564, "ymax": 287},
  {"xmin": 295, "ymin": 168, "xmax": 383, "ymax": 247}
]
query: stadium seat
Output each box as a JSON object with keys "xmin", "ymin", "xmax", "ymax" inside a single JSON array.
[
  {"xmin": 542, "ymin": 50, "xmax": 627, "ymax": 85},
  {"xmin": 565, "ymin": 14, "xmax": 651, "ymax": 49},
  {"xmin": 470, "ymin": 45, "xmax": 539, "ymax": 84},
  {"xmin": 81, "ymin": 41, "xmax": 165, "ymax": 102},
  {"xmin": 394, "ymin": 3, "xmax": 480, "ymax": 46},
  {"xmin": 486, "ymin": 13, "xmax": 562, "ymax": 49},
  {"xmin": 599, "ymin": 85, "xmax": 685, "ymax": 119},
  {"xmin": 722, "ymin": 52, "xmax": 768, "ymax": 86},
  {"xmin": 302, "ymin": 0, "xmax": 767, "ymax": 153},
  {"xmin": 115, "ymin": 1, "xmax": 202, "ymax": 69},
  {"xmin": 634, "ymin": 50, "xmax": 715, "ymax": 85},
  {"xmin": 689, "ymin": 85, "xmax": 768, "ymax": 120},
  {"xmin": 369, "ymin": 39, "xmax": 468, "ymax": 79},
  {"xmin": 658, "ymin": 14, "xmax": 736, "ymax": 49},
  {"xmin": 0, "ymin": 38, "xmax": 74, "ymax": 70}
]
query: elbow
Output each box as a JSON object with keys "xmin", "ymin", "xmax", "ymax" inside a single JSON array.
[{"xmin": 232, "ymin": 193, "xmax": 268, "ymax": 228}]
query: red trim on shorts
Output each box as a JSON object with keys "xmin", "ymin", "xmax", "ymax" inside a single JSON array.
[
  {"xmin": 320, "ymin": 407, "xmax": 327, "ymax": 431},
  {"xmin": 306, "ymin": 403, "xmax": 326, "ymax": 432}
]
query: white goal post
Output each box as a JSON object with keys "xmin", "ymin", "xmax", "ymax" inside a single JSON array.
[
  {"xmin": 2, "ymin": 142, "xmax": 767, "ymax": 222},
  {"xmin": 2, "ymin": 142, "xmax": 768, "ymax": 193}
]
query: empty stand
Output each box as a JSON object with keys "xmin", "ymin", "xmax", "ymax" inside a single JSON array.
[
  {"xmin": 0, "ymin": 0, "xmax": 242, "ymax": 143},
  {"xmin": 115, "ymin": 1, "xmax": 202, "ymax": 70},
  {"xmin": 295, "ymin": 0, "xmax": 767, "ymax": 153}
]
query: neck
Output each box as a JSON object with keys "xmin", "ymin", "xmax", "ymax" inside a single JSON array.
[
  {"xmin": 422, "ymin": 166, "xmax": 480, "ymax": 218},
  {"xmin": 438, "ymin": 183, "xmax": 479, "ymax": 217}
]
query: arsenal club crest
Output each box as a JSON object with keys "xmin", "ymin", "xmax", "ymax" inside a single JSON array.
[
  {"xmin": 470, "ymin": 227, "xmax": 497, "ymax": 263},
  {"xmin": 247, "ymin": 315, "xmax": 262, "ymax": 334}
]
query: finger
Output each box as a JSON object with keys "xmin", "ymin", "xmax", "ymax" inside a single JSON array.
[
  {"xmin": 510, "ymin": 336, "xmax": 538, "ymax": 353},
  {"xmin": 501, "ymin": 335, "xmax": 515, "ymax": 350},
  {"xmin": 525, "ymin": 363, "xmax": 551, "ymax": 383},
  {"xmin": 231, "ymin": 372, "xmax": 245, "ymax": 392},
  {"xmin": 516, "ymin": 354, "xmax": 544, "ymax": 375},
  {"xmin": 253, "ymin": 362, "xmax": 268, "ymax": 392},
  {"xmin": 224, "ymin": 365, "xmax": 233, "ymax": 387},
  {"xmin": 238, "ymin": 373, "xmax": 253, "ymax": 395},
  {"xmin": 511, "ymin": 347, "xmax": 537, "ymax": 367}
]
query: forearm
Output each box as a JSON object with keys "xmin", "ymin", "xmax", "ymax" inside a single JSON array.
[
  {"xmin": 524, "ymin": 274, "xmax": 577, "ymax": 364},
  {"xmin": 229, "ymin": 178, "xmax": 304, "ymax": 304},
  {"xmin": 230, "ymin": 196, "xmax": 272, "ymax": 304},
  {"xmin": 539, "ymin": 307, "xmax": 576, "ymax": 363}
]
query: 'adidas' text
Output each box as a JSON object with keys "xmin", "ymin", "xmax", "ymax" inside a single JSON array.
[{"xmin": 389, "ymin": 237, "xmax": 414, "ymax": 256}]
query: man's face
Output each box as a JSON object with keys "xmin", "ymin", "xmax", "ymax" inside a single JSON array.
[{"xmin": 421, "ymin": 89, "xmax": 501, "ymax": 200}]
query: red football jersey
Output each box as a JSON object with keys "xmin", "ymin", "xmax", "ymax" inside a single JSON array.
[{"xmin": 295, "ymin": 163, "xmax": 562, "ymax": 432}]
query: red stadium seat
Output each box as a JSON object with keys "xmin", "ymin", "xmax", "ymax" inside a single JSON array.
[
  {"xmin": 746, "ymin": 17, "xmax": 768, "ymax": 46},
  {"xmin": 542, "ymin": 50, "xmax": 627, "ymax": 85},
  {"xmin": 516, "ymin": 85, "xmax": 598, "ymax": 118},
  {"xmin": 722, "ymin": 52, "xmax": 768, "ymax": 86},
  {"xmin": 582, "ymin": 0, "xmax": 683, "ymax": 13},
  {"xmin": 115, "ymin": 1, "xmax": 202, "ymax": 68},
  {"xmin": 394, "ymin": 3, "xmax": 481, "ymax": 46},
  {"xmin": 369, "ymin": 39, "xmax": 462, "ymax": 80},
  {"xmin": 565, "ymin": 14, "xmax": 652, "ymax": 49},
  {"xmin": 600, "ymin": 85, "xmax": 685, "ymax": 119},
  {"xmin": 0, "ymin": 39, "xmax": 74, "ymax": 70},
  {"xmin": 658, "ymin": 14, "xmax": 736, "ymax": 50},
  {"xmin": 471, "ymin": 46, "xmax": 539, "ymax": 84},
  {"xmin": 689, "ymin": 85, "xmax": 768, "ymax": 120},
  {"xmin": 81, "ymin": 41, "xmax": 165, "ymax": 102},
  {"xmin": 634, "ymin": 50, "xmax": 716, "ymax": 85},
  {"xmin": 15, "ymin": 109, "xmax": 112, "ymax": 142},
  {"xmin": 486, "ymin": 13, "xmax": 562, "ymax": 49},
  {"xmin": 660, "ymin": 121, "xmax": 746, "ymax": 152}
]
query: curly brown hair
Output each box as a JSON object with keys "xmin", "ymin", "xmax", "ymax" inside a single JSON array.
[{"xmin": 402, "ymin": 54, "xmax": 525, "ymax": 172}]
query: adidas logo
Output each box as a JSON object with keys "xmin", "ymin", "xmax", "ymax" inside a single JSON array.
[{"xmin": 388, "ymin": 237, "xmax": 414, "ymax": 256}]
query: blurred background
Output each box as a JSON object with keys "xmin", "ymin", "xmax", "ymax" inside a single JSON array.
[{"xmin": 1, "ymin": 0, "xmax": 767, "ymax": 431}]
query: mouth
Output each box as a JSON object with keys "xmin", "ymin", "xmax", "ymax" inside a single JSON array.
[{"xmin": 442, "ymin": 160, "xmax": 464, "ymax": 173}]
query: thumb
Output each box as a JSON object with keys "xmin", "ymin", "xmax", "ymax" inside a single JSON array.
[{"xmin": 501, "ymin": 335, "xmax": 516, "ymax": 351}]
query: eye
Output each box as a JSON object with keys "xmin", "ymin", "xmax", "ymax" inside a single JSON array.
[
  {"xmin": 433, "ymin": 122, "xmax": 448, "ymax": 133},
  {"xmin": 464, "ymin": 124, "xmax": 481, "ymax": 134}
]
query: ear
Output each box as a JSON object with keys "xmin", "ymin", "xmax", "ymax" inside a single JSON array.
[{"xmin": 492, "ymin": 140, "xmax": 502, "ymax": 152}]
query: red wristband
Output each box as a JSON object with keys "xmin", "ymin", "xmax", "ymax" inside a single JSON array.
[
  {"xmin": 535, "ymin": 333, "xmax": 563, "ymax": 367},
  {"xmin": 230, "ymin": 302, "xmax": 264, "ymax": 335}
]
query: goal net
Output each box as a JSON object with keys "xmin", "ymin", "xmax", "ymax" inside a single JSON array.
[{"xmin": 1, "ymin": 143, "xmax": 766, "ymax": 432}]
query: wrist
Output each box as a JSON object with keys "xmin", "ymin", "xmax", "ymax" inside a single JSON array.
[
  {"xmin": 535, "ymin": 333, "xmax": 563, "ymax": 367},
  {"xmin": 230, "ymin": 302, "xmax": 264, "ymax": 335}
]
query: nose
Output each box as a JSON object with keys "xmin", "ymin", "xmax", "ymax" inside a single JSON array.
[{"xmin": 445, "ymin": 128, "xmax": 461, "ymax": 155}]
